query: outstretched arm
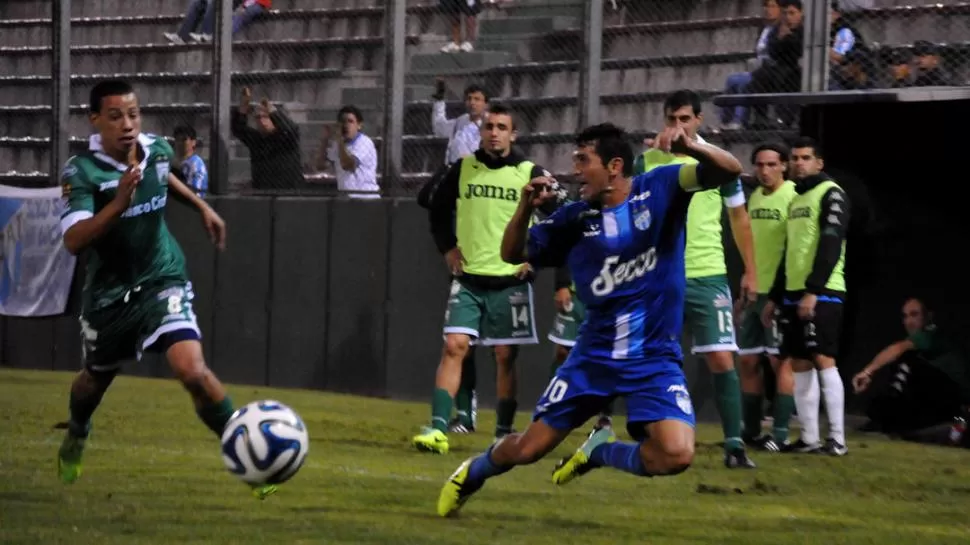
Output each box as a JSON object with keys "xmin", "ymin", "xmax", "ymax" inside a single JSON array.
[{"xmin": 653, "ymin": 126, "xmax": 743, "ymax": 191}]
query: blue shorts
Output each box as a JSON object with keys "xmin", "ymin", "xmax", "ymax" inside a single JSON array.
[{"xmin": 532, "ymin": 352, "xmax": 696, "ymax": 441}]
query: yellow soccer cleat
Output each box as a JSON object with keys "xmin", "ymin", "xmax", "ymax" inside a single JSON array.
[
  {"xmin": 251, "ymin": 483, "xmax": 279, "ymax": 500},
  {"xmin": 412, "ymin": 427, "xmax": 449, "ymax": 455},
  {"xmin": 57, "ymin": 433, "xmax": 87, "ymax": 484},
  {"xmin": 437, "ymin": 458, "xmax": 480, "ymax": 517},
  {"xmin": 551, "ymin": 427, "xmax": 616, "ymax": 486}
]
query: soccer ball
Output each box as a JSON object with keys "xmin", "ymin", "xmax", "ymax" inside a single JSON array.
[{"xmin": 220, "ymin": 400, "xmax": 309, "ymax": 486}]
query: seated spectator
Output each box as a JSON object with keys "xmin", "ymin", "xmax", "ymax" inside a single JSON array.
[
  {"xmin": 832, "ymin": 47, "xmax": 874, "ymax": 90},
  {"xmin": 828, "ymin": 2, "xmax": 865, "ymax": 90},
  {"xmin": 173, "ymin": 124, "xmax": 209, "ymax": 197},
  {"xmin": 720, "ymin": 0, "xmax": 782, "ymax": 130},
  {"xmin": 164, "ymin": 0, "xmax": 270, "ymax": 45},
  {"xmin": 440, "ymin": 0, "xmax": 481, "ymax": 53},
  {"xmin": 853, "ymin": 298, "xmax": 970, "ymax": 435},
  {"xmin": 887, "ymin": 50, "xmax": 912, "ymax": 88},
  {"xmin": 314, "ymin": 106, "xmax": 380, "ymax": 199},
  {"xmin": 911, "ymin": 40, "xmax": 954, "ymax": 87},
  {"xmin": 231, "ymin": 87, "xmax": 303, "ymax": 190},
  {"xmin": 746, "ymin": 0, "xmax": 804, "ymax": 127}
]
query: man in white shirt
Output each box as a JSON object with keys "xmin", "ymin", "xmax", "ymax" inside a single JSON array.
[
  {"xmin": 316, "ymin": 105, "xmax": 380, "ymax": 199},
  {"xmin": 432, "ymin": 81, "xmax": 488, "ymax": 166}
]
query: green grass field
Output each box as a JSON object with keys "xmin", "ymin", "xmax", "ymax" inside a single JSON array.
[{"xmin": 1, "ymin": 368, "xmax": 968, "ymax": 545}]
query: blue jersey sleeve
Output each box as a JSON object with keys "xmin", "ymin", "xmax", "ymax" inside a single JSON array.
[
  {"xmin": 182, "ymin": 156, "xmax": 209, "ymax": 197},
  {"xmin": 526, "ymin": 204, "xmax": 579, "ymax": 269}
]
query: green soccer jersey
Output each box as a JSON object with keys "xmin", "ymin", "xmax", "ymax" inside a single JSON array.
[
  {"xmin": 748, "ymin": 181, "xmax": 796, "ymax": 294},
  {"xmin": 60, "ymin": 133, "xmax": 189, "ymax": 311},
  {"xmin": 910, "ymin": 325, "xmax": 970, "ymax": 401},
  {"xmin": 636, "ymin": 147, "xmax": 746, "ymax": 279}
]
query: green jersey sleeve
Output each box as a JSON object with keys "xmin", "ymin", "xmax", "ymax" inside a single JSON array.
[
  {"xmin": 718, "ymin": 179, "xmax": 746, "ymax": 208},
  {"xmin": 60, "ymin": 156, "xmax": 96, "ymax": 235},
  {"xmin": 909, "ymin": 326, "xmax": 942, "ymax": 354}
]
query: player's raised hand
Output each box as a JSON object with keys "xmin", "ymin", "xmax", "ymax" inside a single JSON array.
[
  {"xmin": 201, "ymin": 205, "xmax": 227, "ymax": 251},
  {"xmin": 522, "ymin": 176, "xmax": 557, "ymax": 209},
  {"xmin": 653, "ymin": 126, "xmax": 692, "ymax": 155},
  {"xmin": 115, "ymin": 164, "xmax": 141, "ymax": 206}
]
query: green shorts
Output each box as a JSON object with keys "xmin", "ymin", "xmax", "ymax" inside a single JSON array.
[
  {"xmin": 80, "ymin": 282, "xmax": 201, "ymax": 372},
  {"xmin": 547, "ymin": 292, "xmax": 586, "ymax": 347},
  {"xmin": 737, "ymin": 294, "xmax": 780, "ymax": 356},
  {"xmin": 684, "ymin": 274, "xmax": 738, "ymax": 355},
  {"xmin": 443, "ymin": 277, "xmax": 538, "ymax": 346}
]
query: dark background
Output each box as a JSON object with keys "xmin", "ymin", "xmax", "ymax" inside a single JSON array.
[{"xmin": 2, "ymin": 98, "xmax": 967, "ymax": 418}]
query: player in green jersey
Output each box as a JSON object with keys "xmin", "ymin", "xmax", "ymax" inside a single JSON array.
[
  {"xmin": 413, "ymin": 103, "xmax": 565, "ymax": 454},
  {"xmin": 56, "ymin": 80, "xmax": 272, "ymax": 499},
  {"xmin": 634, "ymin": 90, "xmax": 758, "ymax": 468},
  {"xmin": 736, "ymin": 142, "xmax": 797, "ymax": 451}
]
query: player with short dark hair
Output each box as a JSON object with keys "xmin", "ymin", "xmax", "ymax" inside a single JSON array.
[
  {"xmin": 435, "ymin": 122, "xmax": 744, "ymax": 517},
  {"xmin": 766, "ymin": 136, "xmax": 850, "ymax": 456},
  {"xmin": 57, "ymin": 80, "xmax": 274, "ymax": 499}
]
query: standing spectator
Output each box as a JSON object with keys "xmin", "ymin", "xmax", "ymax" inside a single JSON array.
[
  {"xmin": 440, "ymin": 0, "xmax": 481, "ymax": 53},
  {"xmin": 231, "ymin": 87, "xmax": 303, "ymax": 190},
  {"xmin": 315, "ymin": 106, "xmax": 380, "ymax": 199},
  {"xmin": 164, "ymin": 0, "xmax": 270, "ymax": 45},
  {"xmin": 173, "ymin": 125, "xmax": 209, "ymax": 197},
  {"xmin": 746, "ymin": 0, "xmax": 804, "ymax": 127},
  {"xmin": 912, "ymin": 41, "xmax": 954, "ymax": 87},
  {"xmin": 887, "ymin": 50, "xmax": 913, "ymax": 88},
  {"xmin": 828, "ymin": 2, "xmax": 865, "ymax": 90},
  {"xmin": 720, "ymin": 0, "xmax": 782, "ymax": 130},
  {"xmin": 433, "ymin": 80, "xmax": 488, "ymax": 166}
]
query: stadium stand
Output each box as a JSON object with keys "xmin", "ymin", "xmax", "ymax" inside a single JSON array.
[{"xmin": 0, "ymin": 0, "xmax": 967, "ymax": 192}]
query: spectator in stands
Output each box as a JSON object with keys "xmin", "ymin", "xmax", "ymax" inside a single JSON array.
[
  {"xmin": 432, "ymin": 80, "xmax": 488, "ymax": 165},
  {"xmin": 232, "ymin": 87, "xmax": 303, "ymax": 190},
  {"xmin": 440, "ymin": 0, "xmax": 482, "ymax": 53},
  {"xmin": 164, "ymin": 0, "xmax": 270, "ymax": 44},
  {"xmin": 832, "ymin": 48, "xmax": 873, "ymax": 90},
  {"xmin": 745, "ymin": 0, "xmax": 804, "ymax": 128},
  {"xmin": 314, "ymin": 106, "xmax": 380, "ymax": 199},
  {"xmin": 911, "ymin": 40, "xmax": 954, "ymax": 87},
  {"xmin": 720, "ymin": 0, "xmax": 782, "ymax": 130},
  {"xmin": 853, "ymin": 298, "xmax": 970, "ymax": 436},
  {"xmin": 173, "ymin": 125, "xmax": 209, "ymax": 197},
  {"xmin": 827, "ymin": 2, "xmax": 865, "ymax": 90},
  {"xmin": 888, "ymin": 50, "xmax": 913, "ymax": 88}
]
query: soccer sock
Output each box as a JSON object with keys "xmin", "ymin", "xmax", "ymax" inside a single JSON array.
[
  {"xmin": 455, "ymin": 351, "xmax": 477, "ymax": 427},
  {"xmin": 495, "ymin": 398, "xmax": 517, "ymax": 436},
  {"xmin": 793, "ymin": 370, "xmax": 821, "ymax": 444},
  {"xmin": 771, "ymin": 394, "xmax": 796, "ymax": 443},
  {"xmin": 819, "ymin": 367, "xmax": 846, "ymax": 445},
  {"xmin": 741, "ymin": 392, "xmax": 764, "ymax": 439},
  {"xmin": 589, "ymin": 441, "xmax": 649, "ymax": 476},
  {"xmin": 713, "ymin": 369, "xmax": 744, "ymax": 451},
  {"xmin": 465, "ymin": 444, "xmax": 513, "ymax": 488},
  {"xmin": 431, "ymin": 388, "xmax": 453, "ymax": 433},
  {"xmin": 196, "ymin": 396, "xmax": 235, "ymax": 438},
  {"xmin": 68, "ymin": 390, "xmax": 103, "ymax": 438}
]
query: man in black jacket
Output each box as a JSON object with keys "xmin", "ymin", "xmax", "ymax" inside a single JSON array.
[
  {"xmin": 231, "ymin": 87, "xmax": 303, "ymax": 190},
  {"xmin": 746, "ymin": 0, "xmax": 804, "ymax": 127}
]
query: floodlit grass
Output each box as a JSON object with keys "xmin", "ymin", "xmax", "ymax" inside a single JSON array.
[{"xmin": 1, "ymin": 368, "xmax": 968, "ymax": 544}]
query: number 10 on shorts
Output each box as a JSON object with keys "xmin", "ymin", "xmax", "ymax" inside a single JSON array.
[{"xmin": 541, "ymin": 377, "xmax": 569, "ymax": 405}]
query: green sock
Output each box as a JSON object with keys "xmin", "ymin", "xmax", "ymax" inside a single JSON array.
[
  {"xmin": 196, "ymin": 396, "xmax": 234, "ymax": 438},
  {"xmin": 495, "ymin": 398, "xmax": 517, "ymax": 436},
  {"xmin": 455, "ymin": 351, "xmax": 477, "ymax": 427},
  {"xmin": 431, "ymin": 388, "xmax": 453, "ymax": 433},
  {"xmin": 772, "ymin": 394, "xmax": 796, "ymax": 443},
  {"xmin": 741, "ymin": 393, "xmax": 764, "ymax": 439},
  {"xmin": 713, "ymin": 369, "xmax": 744, "ymax": 451}
]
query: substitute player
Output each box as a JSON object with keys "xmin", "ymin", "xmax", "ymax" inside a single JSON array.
[
  {"xmin": 548, "ymin": 265, "xmax": 614, "ymax": 431},
  {"xmin": 635, "ymin": 90, "xmax": 758, "ymax": 468},
  {"xmin": 413, "ymin": 103, "xmax": 565, "ymax": 453},
  {"xmin": 766, "ymin": 137, "xmax": 849, "ymax": 456},
  {"xmin": 56, "ymin": 80, "xmax": 274, "ymax": 498},
  {"xmin": 737, "ymin": 143, "xmax": 796, "ymax": 451},
  {"xmin": 435, "ymin": 122, "xmax": 744, "ymax": 517}
]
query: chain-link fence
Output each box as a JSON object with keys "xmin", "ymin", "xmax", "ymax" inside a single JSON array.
[{"xmin": 3, "ymin": 0, "xmax": 967, "ymax": 194}]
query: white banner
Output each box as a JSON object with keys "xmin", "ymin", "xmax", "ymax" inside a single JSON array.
[{"xmin": 0, "ymin": 185, "xmax": 77, "ymax": 317}]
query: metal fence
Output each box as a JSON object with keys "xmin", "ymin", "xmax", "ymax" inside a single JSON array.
[{"xmin": 0, "ymin": 0, "xmax": 966, "ymax": 196}]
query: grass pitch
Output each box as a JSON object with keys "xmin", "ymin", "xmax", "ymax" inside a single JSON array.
[{"xmin": 1, "ymin": 368, "xmax": 968, "ymax": 545}]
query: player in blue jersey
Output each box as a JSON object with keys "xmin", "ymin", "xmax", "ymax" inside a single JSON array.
[{"xmin": 435, "ymin": 123, "xmax": 744, "ymax": 517}]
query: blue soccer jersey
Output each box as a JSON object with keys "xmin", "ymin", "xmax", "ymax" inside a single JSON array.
[{"xmin": 527, "ymin": 163, "xmax": 706, "ymax": 437}]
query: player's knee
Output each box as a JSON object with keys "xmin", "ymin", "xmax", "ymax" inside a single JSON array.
[
  {"xmin": 704, "ymin": 351, "xmax": 735, "ymax": 373},
  {"xmin": 644, "ymin": 438, "xmax": 694, "ymax": 475},
  {"xmin": 493, "ymin": 345, "xmax": 518, "ymax": 367},
  {"xmin": 443, "ymin": 335, "xmax": 470, "ymax": 360}
]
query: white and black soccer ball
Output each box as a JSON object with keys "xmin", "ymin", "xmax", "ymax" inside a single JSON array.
[{"xmin": 220, "ymin": 400, "xmax": 309, "ymax": 486}]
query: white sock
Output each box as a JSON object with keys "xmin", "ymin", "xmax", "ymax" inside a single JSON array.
[
  {"xmin": 819, "ymin": 366, "xmax": 846, "ymax": 445},
  {"xmin": 793, "ymin": 369, "xmax": 821, "ymax": 445}
]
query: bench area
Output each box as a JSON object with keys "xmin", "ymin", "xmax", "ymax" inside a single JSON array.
[{"xmin": 1, "ymin": 0, "xmax": 967, "ymax": 190}]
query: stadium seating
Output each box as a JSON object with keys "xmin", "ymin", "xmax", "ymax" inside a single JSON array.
[{"xmin": 0, "ymin": 0, "xmax": 966, "ymax": 190}]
